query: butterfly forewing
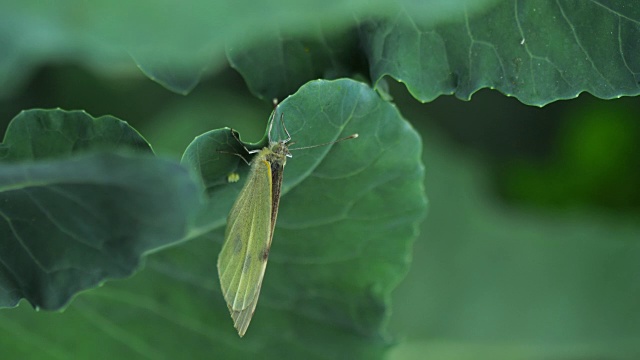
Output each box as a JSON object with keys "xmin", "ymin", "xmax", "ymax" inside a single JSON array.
[{"xmin": 218, "ymin": 150, "xmax": 274, "ymax": 336}]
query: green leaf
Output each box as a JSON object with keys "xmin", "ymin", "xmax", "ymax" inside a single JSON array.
[
  {"xmin": 0, "ymin": 109, "xmax": 203, "ymax": 310},
  {"xmin": 0, "ymin": 109, "xmax": 152, "ymax": 161},
  {"xmin": 228, "ymin": 1, "xmax": 640, "ymax": 106},
  {"xmin": 170, "ymin": 78, "xmax": 425, "ymax": 356},
  {"xmin": 364, "ymin": 0, "xmax": 640, "ymax": 106}
]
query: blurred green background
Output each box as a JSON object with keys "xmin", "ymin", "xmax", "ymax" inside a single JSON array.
[{"xmin": 2, "ymin": 62, "xmax": 639, "ymax": 359}]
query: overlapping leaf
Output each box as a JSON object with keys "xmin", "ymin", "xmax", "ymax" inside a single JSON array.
[{"xmin": 0, "ymin": 109, "xmax": 202, "ymax": 309}]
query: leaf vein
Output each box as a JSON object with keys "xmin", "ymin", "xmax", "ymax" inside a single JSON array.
[
  {"xmin": 556, "ymin": 0, "xmax": 614, "ymax": 90},
  {"xmin": 0, "ymin": 209, "xmax": 50, "ymax": 273}
]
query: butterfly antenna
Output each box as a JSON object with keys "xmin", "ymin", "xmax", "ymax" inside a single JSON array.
[{"xmin": 290, "ymin": 133, "xmax": 359, "ymax": 151}]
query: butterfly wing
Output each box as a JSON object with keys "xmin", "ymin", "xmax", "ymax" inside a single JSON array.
[{"xmin": 218, "ymin": 153, "xmax": 273, "ymax": 337}]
